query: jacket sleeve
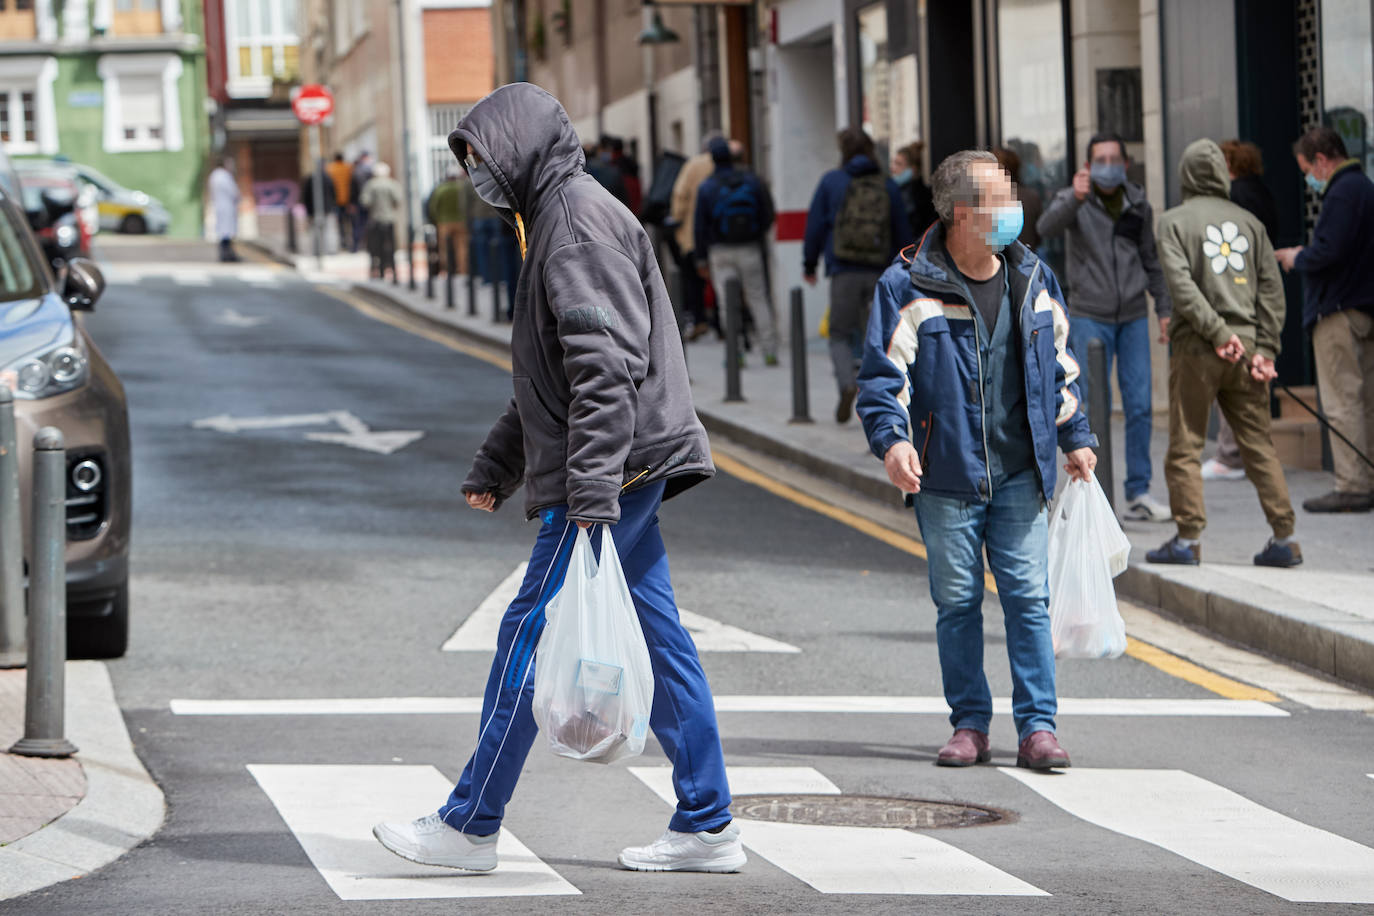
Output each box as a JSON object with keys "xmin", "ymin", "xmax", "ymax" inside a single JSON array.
[
  {"xmin": 544, "ymin": 242, "xmax": 652, "ymax": 525},
  {"xmin": 888, "ymin": 180, "xmax": 915, "ymax": 255},
  {"xmin": 856, "ymin": 270, "xmax": 916, "ymax": 460},
  {"xmin": 1294, "ymin": 185, "xmax": 1361, "ymax": 273},
  {"xmin": 1157, "ymin": 219, "xmax": 1232, "ymax": 349},
  {"xmin": 693, "ymin": 180, "xmax": 713, "ymax": 264},
  {"xmin": 1137, "ymin": 201, "xmax": 1174, "ymax": 318},
  {"xmin": 1252, "ymin": 226, "xmax": 1286, "ymax": 361},
  {"xmin": 1043, "ymin": 270, "xmax": 1097, "ymax": 453},
  {"xmin": 802, "ymin": 178, "xmax": 830, "ymax": 274},
  {"xmin": 760, "ymin": 176, "xmax": 777, "ymax": 233},
  {"xmin": 1036, "ymin": 186, "xmax": 1082, "ymax": 239},
  {"xmin": 462, "ymin": 397, "xmax": 525, "ymax": 509}
]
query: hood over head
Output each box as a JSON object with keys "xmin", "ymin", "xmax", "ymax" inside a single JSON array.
[
  {"xmin": 843, "ymin": 154, "xmax": 880, "ymax": 177},
  {"xmin": 1179, "ymin": 139, "xmax": 1231, "ymax": 200},
  {"xmin": 448, "ymin": 83, "xmax": 585, "ymax": 218},
  {"xmin": 709, "ymin": 136, "xmax": 732, "ymax": 165}
]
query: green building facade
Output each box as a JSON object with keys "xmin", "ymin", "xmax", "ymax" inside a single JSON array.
[{"xmin": 1, "ymin": 0, "xmax": 209, "ymax": 236}]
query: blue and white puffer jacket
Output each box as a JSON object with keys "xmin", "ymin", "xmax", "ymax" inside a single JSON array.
[{"xmin": 857, "ymin": 223, "xmax": 1097, "ymax": 505}]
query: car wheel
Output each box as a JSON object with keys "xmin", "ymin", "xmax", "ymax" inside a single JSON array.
[
  {"xmin": 120, "ymin": 214, "xmax": 147, "ymax": 235},
  {"xmin": 68, "ymin": 581, "xmax": 128, "ymax": 660}
]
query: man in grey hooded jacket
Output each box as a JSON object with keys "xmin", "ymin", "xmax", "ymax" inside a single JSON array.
[{"xmin": 371, "ymin": 83, "xmax": 743, "ymax": 875}]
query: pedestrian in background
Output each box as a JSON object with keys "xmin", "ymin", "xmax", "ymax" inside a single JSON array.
[
  {"xmin": 695, "ymin": 136, "xmax": 778, "ymax": 366},
  {"xmin": 1037, "ymin": 132, "xmax": 1175, "ymax": 523},
  {"xmin": 803, "ymin": 128, "xmax": 914, "ymax": 423},
  {"xmin": 1203, "ymin": 140, "xmax": 1281, "ymax": 482},
  {"xmin": 299, "ymin": 163, "xmax": 337, "ymax": 251},
  {"xmin": 428, "ymin": 167, "xmax": 469, "ymax": 275},
  {"xmin": 993, "ymin": 146, "xmax": 1042, "ymax": 251},
  {"xmin": 669, "ymin": 133, "xmax": 722, "ymax": 340},
  {"xmin": 372, "ymin": 82, "xmax": 741, "ymax": 876},
  {"xmin": 892, "ymin": 141, "xmax": 937, "ymax": 236},
  {"xmin": 326, "ymin": 152, "xmax": 353, "ymax": 251},
  {"xmin": 1276, "ymin": 126, "xmax": 1374, "ymax": 514},
  {"xmin": 464, "ymin": 174, "xmax": 500, "ymax": 285},
  {"xmin": 585, "ymin": 142, "xmax": 629, "ymax": 207},
  {"xmin": 604, "ymin": 136, "xmax": 643, "ymax": 216},
  {"xmin": 858, "ymin": 150, "xmax": 1097, "ymax": 770},
  {"xmin": 360, "ymin": 162, "xmax": 403, "ymax": 282},
  {"xmin": 1149, "ymin": 139, "xmax": 1300, "ymax": 567},
  {"xmin": 349, "ymin": 151, "xmax": 374, "ymax": 254},
  {"xmin": 208, "ymin": 157, "xmax": 240, "ymax": 262}
]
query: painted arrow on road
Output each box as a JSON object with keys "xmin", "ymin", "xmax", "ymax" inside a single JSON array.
[
  {"xmin": 192, "ymin": 410, "xmax": 424, "ymax": 455},
  {"xmin": 214, "ymin": 308, "xmax": 268, "ymax": 328}
]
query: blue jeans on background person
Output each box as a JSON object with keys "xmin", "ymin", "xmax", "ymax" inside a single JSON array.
[
  {"xmin": 913, "ymin": 469, "xmax": 1056, "ymax": 742},
  {"xmin": 470, "ymin": 218, "xmax": 501, "ymax": 283},
  {"xmin": 1069, "ymin": 314, "xmax": 1154, "ymax": 501},
  {"xmin": 438, "ymin": 481, "xmax": 732, "ymax": 837}
]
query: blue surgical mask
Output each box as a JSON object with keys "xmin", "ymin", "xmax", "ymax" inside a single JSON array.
[
  {"xmin": 982, "ymin": 203, "xmax": 1024, "ymax": 251},
  {"xmin": 1090, "ymin": 162, "xmax": 1127, "ymax": 190},
  {"xmin": 1305, "ymin": 172, "xmax": 1327, "ymax": 194},
  {"xmin": 467, "ymin": 161, "xmax": 510, "ymax": 210},
  {"xmin": 894, "ymin": 168, "xmax": 913, "ymax": 186}
]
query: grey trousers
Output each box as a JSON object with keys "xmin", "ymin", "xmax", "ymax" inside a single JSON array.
[
  {"xmin": 829, "ymin": 269, "xmax": 883, "ymax": 393},
  {"xmin": 708, "ymin": 243, "xmax": 777, "ymax": 358}
]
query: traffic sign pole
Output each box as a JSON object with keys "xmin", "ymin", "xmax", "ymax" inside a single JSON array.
[
  {"xmin": 291, "ymin": 84, "xmax": 335, "ymax": 272},
  {"xmin": 310, "ymin": 123, "xmax": 325, "ymax": 271}
]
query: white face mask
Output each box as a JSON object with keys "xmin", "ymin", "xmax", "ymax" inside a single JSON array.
[{"xmin": 466, "ymin": 159, "xmax": 510, "ymax": 210}]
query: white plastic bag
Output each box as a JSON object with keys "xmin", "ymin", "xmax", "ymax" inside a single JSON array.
[
  {"xmin": 532, "ymin": 525, "xmax": 654, "ymax": 764},
  {"xmin": 1046, "ymin": 476, "xmax": 1130, "ymax": 658}
]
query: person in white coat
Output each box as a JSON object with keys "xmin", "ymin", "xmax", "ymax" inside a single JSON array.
[{"xmin": 209, "ymin": 158, "xmax": 241, "ymax": 262}]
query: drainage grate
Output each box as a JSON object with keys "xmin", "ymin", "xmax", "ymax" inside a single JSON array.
[{"xmin": 732, "ymin": 794, "xmax": 1006, "ymax": 829}]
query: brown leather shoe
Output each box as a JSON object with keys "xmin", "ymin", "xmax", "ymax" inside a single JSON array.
[
  {"xmin": 1016, "ymin": 730, "xmax": 1070, "ymax": 770},
  {"xmin": 936, "ymin": 728, "xmax": 991, "ymax": 767}
]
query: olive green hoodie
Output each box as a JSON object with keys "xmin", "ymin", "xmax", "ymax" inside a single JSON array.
[{"xmin": 1157, "ymin": 138, "xmax": 1286, "ymax": 360}]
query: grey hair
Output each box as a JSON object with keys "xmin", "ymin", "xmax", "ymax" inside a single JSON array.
[{"xmin": 932, "ymin": 150, "xmax": 998, "ymax": 224}]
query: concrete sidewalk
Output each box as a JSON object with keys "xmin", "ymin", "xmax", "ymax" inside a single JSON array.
[{"xmin": 252, "ymin": 238, "xmax": 1374, "ymax": 692}]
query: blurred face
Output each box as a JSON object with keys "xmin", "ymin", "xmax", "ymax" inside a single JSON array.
[
  {"xmin": 1089, "ymin": 140, "xmax": 1127, "ymax": 169},
  {"xmin": 892, "ymin": 152, "xmax": 909, "ymax": 175},
  {"xmin": 954, "ymin": 161, "xmax": 1020, "ymax": 252},
  {"xmin": 1297, "ymin": 152, "xmax": 1337, "ymax": 181}
]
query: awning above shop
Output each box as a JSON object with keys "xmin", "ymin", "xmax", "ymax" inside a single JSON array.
[{"xmin": 223, "ymin": 107, "xmax": 301, "ymax": 140}]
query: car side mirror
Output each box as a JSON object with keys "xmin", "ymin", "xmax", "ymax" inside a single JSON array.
[
  {"xmin": 42, "ymin": 190, "xmax": 76, "ymax": 223},
  {"xmin": 61, "ymin": 258, "xmax": 105, "ymax": 311}
]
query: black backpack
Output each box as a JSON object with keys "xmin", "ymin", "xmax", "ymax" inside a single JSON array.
[
  {"xmin": 833, "ymin": 173, "xmax": 892, "ymax": 267},
  {"xmin": 711, "ymin": 172, "xmax": 764, "ymax": 244}
]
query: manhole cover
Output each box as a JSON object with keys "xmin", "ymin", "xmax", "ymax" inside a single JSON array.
[{"xmin": 733, "ymin": 794, "xmax": 1005, "ymax": 829}]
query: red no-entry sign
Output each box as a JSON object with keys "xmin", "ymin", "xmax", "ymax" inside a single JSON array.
[{"xmin": 292, "ymin": 85, "xmax": 334, "ymax": 125}]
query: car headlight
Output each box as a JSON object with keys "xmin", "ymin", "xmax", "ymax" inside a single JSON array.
[
  {"xmin": 55, "ymin": 224, "xmax": 78, "ymax": 248},
  {"xmin": 1, "ymin": 341, "xmax": 88, "ymax": 399},
  {"xmin": 132, "ymin": 191, "xmax": 150, "ymax": 205}
]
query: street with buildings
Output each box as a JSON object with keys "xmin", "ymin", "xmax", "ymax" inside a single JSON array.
[{"xmin": 0, "ymin": 0, "xmax": 1373, "ymax": 912}]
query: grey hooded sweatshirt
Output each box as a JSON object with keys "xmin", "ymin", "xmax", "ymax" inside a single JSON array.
[{"xmin": 451, "ymin": 83, "xmax": 713, "ymax": 524}]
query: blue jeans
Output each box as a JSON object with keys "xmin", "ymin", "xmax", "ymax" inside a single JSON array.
[
  {"xmin": 913, "ymin": 469, "xmax": 1056, "ymax": 742},
  {"xmin": 438, "ymin": 481, "xmax": 732, "ymax": 836},
  {"xmin": 1069, "ymin": 315, "xmax": 1153, "ymax": 501}
]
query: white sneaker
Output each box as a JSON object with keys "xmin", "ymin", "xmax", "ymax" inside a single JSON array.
[
  {"xmin": 1201, "ymin": 458, "xmax": 1246, "ymax": 481},
  {"xmin": 618, "ymin": 822, "xmax": 746, "ymax": 873},
  {"xmin": 372, "ymin": 813, "xmax": 499, "ymax": 871},
  {"xmin": 1124, "ymin": 493, "xmax": 1173, "ymax": 522}
]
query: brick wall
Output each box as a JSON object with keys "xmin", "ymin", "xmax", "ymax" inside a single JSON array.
[{"xmin": 423, "ymin": 8, "xmax": 494, "ymax": 104}]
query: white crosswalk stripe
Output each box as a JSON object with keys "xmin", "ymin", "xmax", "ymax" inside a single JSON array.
[
  {"xmin": 247, "ymin": 764, "xmax": 579, "ymax": 901},
  {"xmin": 1004, "ymin": 767, "xmax": 1374, "ymax": 904}
]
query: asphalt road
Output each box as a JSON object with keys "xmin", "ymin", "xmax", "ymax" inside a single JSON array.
[{"xmin": 10, "ymin": 239, "xmax": 1374, "ymax": 914}]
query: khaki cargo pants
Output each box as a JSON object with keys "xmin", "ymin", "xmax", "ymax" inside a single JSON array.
[
  {"xmin": 1165, "ymin": 337, "xmax": 1296, "ymax": 540},
  {"xmin": 1312, "ymin": 308, "xmax": 1374, "ymax": 494}
]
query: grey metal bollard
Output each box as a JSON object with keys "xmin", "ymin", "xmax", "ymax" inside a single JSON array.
[
  {"xmin": 285, "ymin": 207, "xmax": 298, "ymax": 254},
  {"xmin": 1086, "ymin": 338, "xmax": 1115, "ymax": 510},
  {"xmin": 466, "ymin": 236, "xmax": 478, "ymax": 317},
  {"xmin": 724, "ymin": 278, "xmax": 744, "ymax": 402},
  {"xmin": 0, "ymin": 387, "xmax": 23, "ymax": 668},
  {"xmin": 10, "ymin": 428, "xmax": 77, "ymax": 757},
  {"xmin": 788, "ymin": 288, "xmax": 813, "ymax": 424},
  {"xmin": 445, "ymin": 230, "xmax": 457, "ymax": 310},
  {"xmin": 489, "ymin": 238, "xmax": 502, "ymax": 323}
]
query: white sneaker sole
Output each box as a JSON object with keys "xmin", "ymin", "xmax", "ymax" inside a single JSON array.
[
  {"xmin": 372, "ymin": 824, "xmax": 498, "ymax": 872},
  {"xmin": 617, "ymin": 849, "xmax": 747, "ymax": 873},
  {"xmin": 1124, "ymin": 507, "xmax": 1173, "ymax": 523}
]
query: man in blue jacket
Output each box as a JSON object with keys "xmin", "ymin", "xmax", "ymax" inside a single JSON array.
[
  {"xmin": 857, "ymin": 150, "xmax": 1098, "ymax": 770},
  {"xmin": 804, "ymin": 128, "xmax": 913, "ymax": 422},
  {"xmin": 1276, "ymin": 126, "xmax": 1374, "ymax": 513}
]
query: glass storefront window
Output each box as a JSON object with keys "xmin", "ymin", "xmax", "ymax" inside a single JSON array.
[
  {"xmin": 857, "ymin": 3, "xmax": 891, "ymax": 162},
  {"xmin": 1322, "ymin": 0, "xmax": 1374, "ymax": 172}
]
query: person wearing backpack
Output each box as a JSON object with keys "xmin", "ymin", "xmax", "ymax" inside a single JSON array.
[
  {"xmin": 804, "ymin": 128, "xmax": 914, "ymax": 422},
  {"xmin": 694, "ymin": 136, "xmax": 779, "ymax": 365}
]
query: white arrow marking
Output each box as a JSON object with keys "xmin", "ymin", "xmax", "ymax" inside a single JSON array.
[
  {"xmin": 192, "ymin": 410, "xmax": 425, "ymax": 455},
  {"xmin": 214, "ymin": 308, "xmax": 267, "ymax": 327},
  {"xmin": 441, "ymin": 563, "xmax": 800, "ymax": 653},
  {"xmin": 192, "ymin": 412, "xmax": 338, "ymax": 434},
  {"xmin": 305, "ymin": 429, "xmax": 425, "ymax": 455}
]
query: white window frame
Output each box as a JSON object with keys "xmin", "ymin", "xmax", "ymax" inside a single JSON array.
[
  {"xmin": 225, "ymin": 0, "xmax": 299, "ymax": 99},
  {"xmin": 0, "ymin": 56, "xmax": 58, "ymax": 156},
  {"xmin": 92, "ymin": 0, "xmax": 180, "ymax": 34},
  {"xmin": 97, "ymin": 53, "xmax": 184, "ymax": 153}
]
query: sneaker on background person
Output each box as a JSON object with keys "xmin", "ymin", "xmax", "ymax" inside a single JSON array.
[
  {"xmin": 1123, "ymin": 492, "xmax": 1173, "ymax": 522},
  {"xmin": 1201, "ymin": 456, "xmax": 1247, "ymax": 481}
]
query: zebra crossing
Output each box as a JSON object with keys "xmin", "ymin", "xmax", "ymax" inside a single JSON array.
[
  {"xmin": 240, "ymin": 756, "xmax": 1374, "ymax": 904},
  {"xmin": 100, "ymin": 264, "xmax": 345, "ymax": 289}
]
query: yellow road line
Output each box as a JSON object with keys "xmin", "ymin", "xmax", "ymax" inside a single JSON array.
[
  {"xmin": 316, "ymin": 285, "xmax": 513, "ymax": 372},
  {"xmin": 712, "ymin": 448, "xmax": 1278, "ymax": 702}
]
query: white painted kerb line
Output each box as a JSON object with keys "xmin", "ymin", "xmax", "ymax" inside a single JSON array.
[
  {"xmin": 171, "ymin": 696, "xmax": 1287, "ymax": 717},
  {"xmin": 629, "ymin": 766, "xmax": 1046, "ymax": 896},
  {"xmin": 1003, "ymin": 767, "xmax": 1374, "ymax": 904},
  {"xmin": 248, "ymin": 764, "xmax": 578, "ymax": 900}
]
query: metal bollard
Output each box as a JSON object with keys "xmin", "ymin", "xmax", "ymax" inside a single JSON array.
[
  {"xmin": 424, "ymin": 228, "xmax": 436, "ymax": 301},
  {"xmin": 1086, "ymin": 338, "xmax": 1115, "ymax": 510},
  {"xmin": 489, "ymin": 238, "xmax": 502, "ymax": 323},
  {"xmin": 0, "ymin": 387, "xmax": 23, "ymax": 667},
  {"xmin": 445, "ymin": 230, "xmax": 457, "ymax": 310},
  {"xmin": 10, "ymin": 428, "xmax": 77, "ymax": 757},
  {"xmin": 788, "ymin": 288, "xmax": 813, "ymax": 424},
  {"xmin": 466, "ymin": 236, "xmax": 478, "ymax": 317},
  {"xmin": 724, "ymin": 278, "xmax": 744, "ymax": 402},
  {"xmin": 285, "ymin": 207, "xmax": 298, "ymax": 254}
]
